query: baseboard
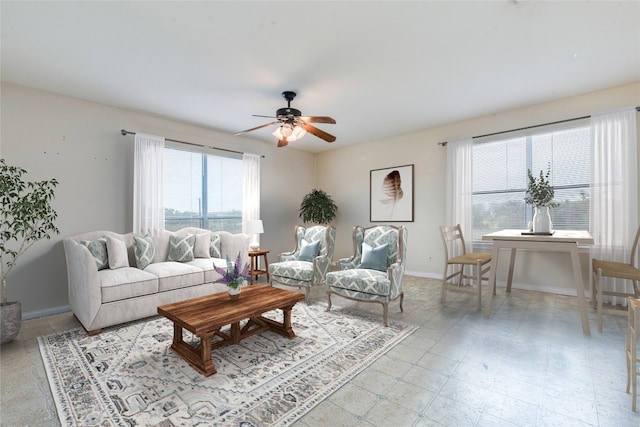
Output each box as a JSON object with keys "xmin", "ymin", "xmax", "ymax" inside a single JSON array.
[
  {"xmin": 22, "ymin": 305, "xmax": 71, "ymax": 320},
  {"xmin": 405, "ymin": 270, "xmax": 441, "ymax": 280},
  {"xmin": 405, "ymin": 270, "xmax": 592, "ymax": 298}
]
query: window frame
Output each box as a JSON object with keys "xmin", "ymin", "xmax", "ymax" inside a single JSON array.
[{"xmin": 471, "ymin": 120, "xmax": 591, "ymax": 246}]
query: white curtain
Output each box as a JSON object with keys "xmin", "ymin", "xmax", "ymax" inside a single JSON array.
[
  {"xmin": 133, "ymin": 133, "xmax": 165, "ymax": 236},
  {"xmin": 242, "ymin": 153, "xmax": 261, "ymax": 241},
  {"xmin": 590, "ymin": 107, "xmax": 638, "ymax": 305},
  {"xmin": 446, "ymin": 138, "xmax": 474, "ymax": 249}
]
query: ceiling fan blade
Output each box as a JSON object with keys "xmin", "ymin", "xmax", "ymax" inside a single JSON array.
[
  {"xmin": 234, "ymin": 121, "xmax": 280, "ymax": 135},
  {"xmin": 301, "ymin": 124, "xmax": 336, "ymax": 143},
  {"xmin": 277, "ymin": 138, "xmax": 289, "ymax": 148},
  {"xmin": 301, "ymin": 116, "xmax": 336, "ymax": 124}
]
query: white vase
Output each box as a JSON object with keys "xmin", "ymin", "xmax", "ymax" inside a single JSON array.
[
  {"xmin": 228, "ymin": 285, "xmax": 241, "ymax": 300},
  {"xmin": 533, "ymin": 206, "xmax": 552, "ymax": 234}
]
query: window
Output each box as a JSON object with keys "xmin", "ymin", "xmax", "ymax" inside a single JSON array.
[
  {"xmin": 472, "ymin": 123, "xmax": 590, "ymax": 243},
  {"xmin": 164, "ymin": 147, "xmax": 243, "ymax": 233}
]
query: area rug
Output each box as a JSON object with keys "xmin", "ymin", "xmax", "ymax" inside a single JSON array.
[{"xmin": 38, "ymin": 303, "xmax": 417, "ymax": 426}]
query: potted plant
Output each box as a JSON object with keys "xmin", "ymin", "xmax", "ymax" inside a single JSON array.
[
  {"xmin": 0, "ymin": 159, "xmax": 59, "ymax": 343},
  {"xmin": 299, "ymin": 189, "xmax": 338, "ymax": 225},
  {"xmin": 524, "ymin": 165, "xmax": 558, "ymax": 233}
]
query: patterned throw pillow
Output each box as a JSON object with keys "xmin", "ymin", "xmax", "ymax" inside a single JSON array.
[
  {"xmin": 298, "ymin": 239, "xmax": 320, "ymax": 262},
  {"xmin": 360, "ymin": 242, "xmax": 389, "ymax": 272},
  {"xmin": 133, "ymin": 235, "xmax": 155, "ymax": 270},
  {"xmin": 168, "ymin": 234, "xmax": 195, "ymax": 262},
  {"xmin": 106, "ymin": 236, "xmax": 129, "ymax": 269},
  {"xmin": 80, "ymin": 238, "xmax": 109, "ymax": 270},
  {"xmin": 210, "ymin": 233, "xmax": 222, "ymax": 259}
]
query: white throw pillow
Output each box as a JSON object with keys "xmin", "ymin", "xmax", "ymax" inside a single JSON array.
[
  {"xmin": 106, "ymin": 236, "xmax": 129, "ymax": 269},
  {"xmin": 194, "ymin": 233, "xmax": 211, "ymax": 258}
]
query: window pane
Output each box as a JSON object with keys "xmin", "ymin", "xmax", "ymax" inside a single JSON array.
[
  {"xmin": 206, "ymin": 155, "xmax": 243, "ymax": 234},
  {"xmin": 164, "ymin": 149, "xmax": 202, "ymax": 218},
  {"xmin": 472, "ymin": 124, "xmax": 590, "ymax": 241}
]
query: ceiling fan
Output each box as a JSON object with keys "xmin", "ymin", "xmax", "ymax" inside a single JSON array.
[{"xmin": 235, "ymin": 91, "xmax": 336, "ymax": 147}]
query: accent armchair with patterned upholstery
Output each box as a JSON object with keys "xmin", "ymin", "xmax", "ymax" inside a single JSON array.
[
  {"xmin": 269, "ymin": 225, "xmax": 336, "ymax": 304},
  {"xmin": 325, "ymin": 225, "xmax": 407, "ymax": 326}
]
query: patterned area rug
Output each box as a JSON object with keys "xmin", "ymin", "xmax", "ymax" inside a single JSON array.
[{"xmin": 38, "ymin": 302, "xmax": 417, "ymax": 426}]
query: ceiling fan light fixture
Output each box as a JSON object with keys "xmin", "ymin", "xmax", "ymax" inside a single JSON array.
[{"xmin": 272, "ymin": 123, "xmax": 306, "ymax": 142}]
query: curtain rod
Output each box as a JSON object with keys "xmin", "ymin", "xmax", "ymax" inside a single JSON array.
[
  {"xmin": 438, "ymin": 106, "xmax": 640, "ymax": 146},
  {"xmin": 120, "ymin": 129, "xmax": 265, "ymax": 158}
]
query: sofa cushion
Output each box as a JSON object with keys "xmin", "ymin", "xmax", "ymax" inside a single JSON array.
[
  {"xmin": 188, "ymin": 257, "xmax": 227, "ymax": 283},
  {"xmin": 210, "ymin": 233, "xmax": 222, "ymax": 258},
  {"xmin": 194, "ymin": 233, "xmax": 211, "ymax": 258},
  {"xmin": 134, "ymin": 235, "xmax": 156, "ymax": 270},
  {"xmin": 168, "ymin": 234, "xmax": 195, "ymax": 262},
  {"xmin": 144, "ymin": 261, "xmax": 205, "ymax": 292},
  {"xmin": 326, "ymin": 269, "xmax": 390, "ymax": 296},
  {"xmin": 80, "ymin": 237, "xmax": 109, "ymax": 270},
  {"xmin": 106, "ymin": 236, "xmax": 129, "ymax": 269},
  {"xmin": 99, "ymin": 267, "xmax": 158, "ymax": 303},
  {"xmin": 270, "ymin": 260, "xmax": 314, "ymax": 282}
]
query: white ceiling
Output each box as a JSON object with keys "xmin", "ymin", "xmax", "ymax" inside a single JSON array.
[{"xmin": 2, "ymin": 1, "xmax": 639, "ymax": 153}]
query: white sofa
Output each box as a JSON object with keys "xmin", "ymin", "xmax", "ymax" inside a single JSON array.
[{"xmin": 63, "ymin": 227, "xmax": 249, "ymax": 334}]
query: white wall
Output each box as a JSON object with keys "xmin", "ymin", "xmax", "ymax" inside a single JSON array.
[
  {"xmin": 1, "ymin": 83, "xmax": 316, "ymax": 317},
  {"xmin": 3, "ymin": 81, "xmax": 639, "ymax": 317},
  {"xmin": 317, "ymin": 81, "xmax": 640, "ymax": 295}
]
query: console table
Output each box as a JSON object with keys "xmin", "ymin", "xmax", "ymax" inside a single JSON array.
[{"xmin": 482, "ymin": 229, "xmax": 594, "ymax": 335}]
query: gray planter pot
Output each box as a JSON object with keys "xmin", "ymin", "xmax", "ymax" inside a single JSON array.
[{"xmin": 0, "ymin": 301, "xmax": 22, "ymax": 344}]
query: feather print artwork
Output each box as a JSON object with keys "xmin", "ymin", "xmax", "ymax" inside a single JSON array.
[{"xmin": 380, "ymin": 170, "xmax": 404, "ymax": 216}]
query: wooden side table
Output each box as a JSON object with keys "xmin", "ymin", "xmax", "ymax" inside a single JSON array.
[{"xmin": 248, "ymin": 249, "xmax": 270, "ymax": 284}]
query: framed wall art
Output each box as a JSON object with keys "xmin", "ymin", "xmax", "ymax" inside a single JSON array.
[{"xmin": 370, "ymin": 164, "xmax": 414, "ymax": 222}]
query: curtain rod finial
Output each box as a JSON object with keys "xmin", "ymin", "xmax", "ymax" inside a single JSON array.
[
  {"xmin": 121, "ymin": 129, "xmax": 127, "ymax": 136},
  {"xmin": 438, "ymin": 141, "xmax": 448, "ymax": 146}
]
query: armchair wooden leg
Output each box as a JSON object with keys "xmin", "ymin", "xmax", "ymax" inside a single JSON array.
[
  {"xmin": 399, "ymin": 292, "xmax": 404, "ymax": 312},
  {"xmin": 326, "ymin": 291, "xmax": 333, "ymax": 312},
  {"xmin": 382, "ymin": 302, "xmax": 389, "ymax": 327}
]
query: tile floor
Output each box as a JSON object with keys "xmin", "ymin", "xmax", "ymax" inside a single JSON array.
[{"xmin": 1, "ymin": 277, "xmax": 639, "ymax": 426}]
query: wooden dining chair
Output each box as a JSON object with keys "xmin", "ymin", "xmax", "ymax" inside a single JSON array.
[
  {"xmin": 439, "ymin": 224, "xmax": 492, "ymax": 310},
  {"xmin": 592, "ymin": 225, "xmax": 640, "ymax": 332}
]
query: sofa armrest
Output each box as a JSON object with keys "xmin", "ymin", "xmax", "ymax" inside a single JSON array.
[
  {"xmin": 387, "ymin": 261, "xmax": 405, "ymax": 298},
  {"xmin": 312, "ymin": 255, "xmax": 332, "ymax": 284},
  {"xmin": 63, "ymin": 239, "xmax": 102, "ymax": 329},
  {"xmin": 219, "ymin": 232, "xmax": 250, "ymax": 266}
]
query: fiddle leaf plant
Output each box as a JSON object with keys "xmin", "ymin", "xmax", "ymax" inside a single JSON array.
[
  {"xmin": 299, "ymin": 189, "xmax": 338, "ymax": 225},
  {"xmin": 0, "ymin": 159, "xmax": 59, "ymax": 305},
  {"xmin": 524, "ymin": 164, "xmax": 558, "ymax": 208}
]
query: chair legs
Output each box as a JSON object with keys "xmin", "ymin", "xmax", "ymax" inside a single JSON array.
[
  {"xmin": 596, "ymin": 268, "xmax": 604, "ymax": 333},
  {"xmin": 441, "ymin": 261, "xmax": 484, "ymax": 310},
  {"xmin": 326, "ymin": 289, "xmax": 402, "ymax": 328},
  {"xmin": 476, "ymin": 260, "xmax": 482, "ymax": 311},
  {"xmin": 627, "ymin": 298, "xmax": 639, "ymax": 411}
]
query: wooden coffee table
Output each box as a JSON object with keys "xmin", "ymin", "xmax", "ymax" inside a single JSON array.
[{"xmin": 157, "ymin": 284, "xmax": 305, "ymax": 376}]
